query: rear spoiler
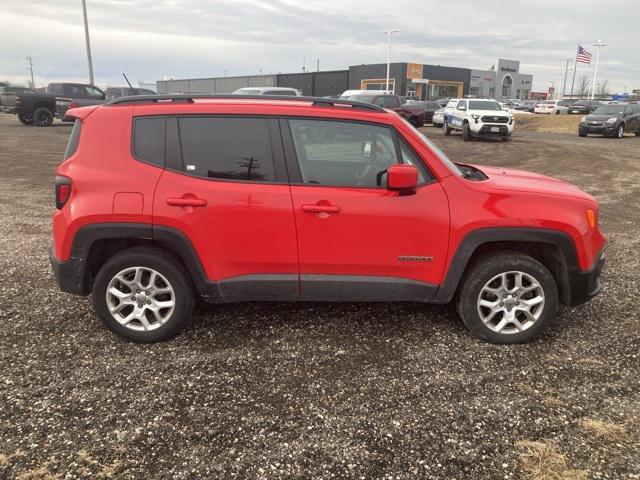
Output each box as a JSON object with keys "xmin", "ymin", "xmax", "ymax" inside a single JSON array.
[{"xmin": 64, "ymin": 105, "xmax": 100, "ymax": 120}]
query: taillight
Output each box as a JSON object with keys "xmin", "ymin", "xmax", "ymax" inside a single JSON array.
[
  {"xmin": 69, "ymin": 101, "xmax": 79, "ymax": 109},
  {"xmin": 55, "ymin": 176, "xmax": 72, "ymax": 209}
]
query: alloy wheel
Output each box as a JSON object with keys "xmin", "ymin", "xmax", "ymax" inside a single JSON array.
[
  {"xmin": 105, "ymin": 266, "xmax": 176, "ymax": 331},
  {"xmin": 477, "ymin": 271, "xmax": 545, "ymax": 334}
]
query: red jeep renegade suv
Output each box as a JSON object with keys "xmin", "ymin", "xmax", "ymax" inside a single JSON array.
[{"xmin": 50, "ymin": 95, "xmax": 606, "ymax": 344}]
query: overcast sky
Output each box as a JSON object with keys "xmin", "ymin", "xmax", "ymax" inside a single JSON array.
[{"xmin": 1, "ymin": 0, "xmax": 637, "ymax": 94}]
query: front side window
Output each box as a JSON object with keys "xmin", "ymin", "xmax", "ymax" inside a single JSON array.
[
  {"xmin": 457, "ymin": 101, "xmax": 467, "ymax": 110},
  {"xmin": 85, "ymin": 86, "xmax": 104, "ymax": 98},
  {"xmin": 265, "ymin": 90, "xmax": 296, "ymax": 96},
  {"xmin": 288, "ymin": 119, "xmax": 399, "ymax": 187},
  {"xmin": 178, "ymin": 117, "xmax": 275, "ymax": 182}
]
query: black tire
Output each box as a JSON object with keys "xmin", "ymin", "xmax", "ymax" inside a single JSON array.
[
  {"xmin": 409, "ymin": 116, "xmax": 419, "ymax": 128},
  {"xmin": 18, "ymin": 114, "xmax": 33, "ymax": 125},
  {"xmin": 92, "ymin": 247, "xmax": 195, "ymax": 343},
  {"xmin": 614, "ymin": 124, "xmax": 624, "ymax": 139},
  {"xmin": 456, "ymin": 252, "xmax": 558, "ymax": 344},
  {"xmin": 433, "ymin": 123, "xmax": 442, "ymax": 128},
  {"xmin": 32, "ymin": 107, "xmax": 53, "ymax": 126},
  {"xmin": 462, "ymin": 122, "xmax": 472, "ymax": 141},
  {"xmin": 501, "ymin": 136, "xmax": 510, "ymax": 142},
  {"xmin": 578, "ymin": 132, "xmax": 587, "ymax": 137},
  {"xmin": 443, "ymin": 121, "xmax": 452, "ymax": 136},
  {"xmin": 635, "ymin": 131, "xmax": 640, "ymax": 137}
]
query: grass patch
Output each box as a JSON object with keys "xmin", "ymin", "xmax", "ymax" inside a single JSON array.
[
  {"xmin": 516, "ymin": 440, "xmax": 587, "ymax": 480},
  {"xmin": 515, "ymin": 114, "xmax": 582, "ymax": 134},
  {"xmin": 579, "ymin": 419, "xmax": 628, "ymax": 441}
]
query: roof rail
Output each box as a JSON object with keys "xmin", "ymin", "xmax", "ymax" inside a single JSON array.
[{"xmin": 105, "ymin": 94, "xmax": 385, "ymax": 112}]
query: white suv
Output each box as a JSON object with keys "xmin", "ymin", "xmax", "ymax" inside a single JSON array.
[{"xmin": 442, "ymin": 99, "xmax": 514, "ymax": 141}]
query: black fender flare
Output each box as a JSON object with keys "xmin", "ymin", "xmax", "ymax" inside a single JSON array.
[{"xmin": 432, "ymin": 227, "xmax": 579, "ymax": 303}]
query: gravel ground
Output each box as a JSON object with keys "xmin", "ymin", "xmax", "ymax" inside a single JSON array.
[{"xmin": 0, "ymin": 114, "xmax": 638, "ymax": 479}]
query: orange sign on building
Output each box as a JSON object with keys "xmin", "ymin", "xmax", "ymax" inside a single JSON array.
[{"xmin": 407, "ymin": 63, "xmax": 423, "ymax": 80}]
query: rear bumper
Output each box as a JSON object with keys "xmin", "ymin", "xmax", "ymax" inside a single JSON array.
[
  {"xmin": 566, "ymin": 250, "xmax": 605, "ymax": 306},
  {"xmin": 50, "ymin": 246, "xmax": 89, "ymax": 296}
]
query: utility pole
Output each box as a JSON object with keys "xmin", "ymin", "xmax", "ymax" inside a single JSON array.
[
  {"xmin": 590, "ymin": 39, "xmax": 607, "ymax": 100},
  {"xmin": 561, "ymin": 58, "xmax": 572, "ymax": 98},
  {"xmin": 26, "ymin": 56, "xmax": 35, "ymax": 88},
  {"xmin": 383, "ymin": 30, "xmax": 398, "ymax": 93},
  {"xmin": 81, "ymin": 0, "xmax": 95, "ymax": 85},
  {"xmin": 317, "ymin": 59, "xmax": 319, "ymax": 72}
]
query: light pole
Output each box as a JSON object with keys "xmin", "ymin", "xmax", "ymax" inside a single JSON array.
[
  {"xmin": 383, "ymin": 30, "xmax": 398, "ymax": 93},
  {"xmin": 561, "ymin": 58, "xmax": 572, "ymax": 98},
  {"xmin": 81, "ymin": 0, "xmax": 94, "ymax": 85},
  {"xmin": 590, "ymin": 39, "xmax": 607, "ymax": 100}
]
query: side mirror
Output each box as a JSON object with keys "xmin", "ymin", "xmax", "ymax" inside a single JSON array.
[
  {"xmin": 458, "ymin": 106, "xmax": 467, "ymax": 111},
  {"xmin": 362, "ymin": 141, "xmax": 373, "ymax": 160},
  {"xmin": 387, "ymin": 164, "xmax": 418, "ymax": 195}
]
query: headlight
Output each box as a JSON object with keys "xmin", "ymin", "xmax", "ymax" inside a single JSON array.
[
  {"xmin": 580, "ymin": 116, "xmax": 587, "ymax": 123},
  {"xmin": 605, "ymin": 117, "xmax": 617, "ymax": 124}
]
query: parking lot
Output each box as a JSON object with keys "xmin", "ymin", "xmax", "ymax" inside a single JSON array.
[{"xmin": 1, "ymin": 114, "xmax": 638, "ymax": 479}]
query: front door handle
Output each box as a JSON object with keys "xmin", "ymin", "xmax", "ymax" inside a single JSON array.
[
  {"xmin": 166, "ymin": 197, "xmax": 207, "ymax": 207},
  {"xmin": 301, "ymin": 204, "xmax": 341, "ymax": 214}
]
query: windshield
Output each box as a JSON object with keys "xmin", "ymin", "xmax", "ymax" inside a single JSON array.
[
  {"xmin": 468, "ymin": 100, "xmax": 502, "ymax": 111},
  {"xmin": 406, "ymin": 122, "xmax": 462, "ymax": 176},
  {"xmin": 593, "ymin": 105, "xmax": 626, "ymax": 115}
]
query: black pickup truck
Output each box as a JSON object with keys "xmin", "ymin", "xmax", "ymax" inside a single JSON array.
[
  {"xmin": 0, "ymin": 83, "xmax": 106, "ymax": 126},
  {"xmin": 0, "ymin": 86, "xmax": 57, "ymax": 125}
]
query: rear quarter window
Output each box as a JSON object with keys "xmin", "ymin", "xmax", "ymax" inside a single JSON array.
[
  {"xmin": 63, "ymin": 120, "xmax": 82, "ymax": 160},
  {"xmin": 133, "ymin": 117, "xmax": 166, "ymax": 167}
]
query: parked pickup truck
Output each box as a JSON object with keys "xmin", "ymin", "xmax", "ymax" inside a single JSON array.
[
  {"xmin": 0, "ymin": 83, "xmax": 107, "ymax": 126},
  {"xmin": 0, "ymin": 86, "xmax": 57, "ymax": 125},
  {"xmin": 344, "ymin": 93, "xmax": 426, "ymax": 127},
  {"xmin": 48, "ymin": 83, "xmax": 106, "ymax": 122}
]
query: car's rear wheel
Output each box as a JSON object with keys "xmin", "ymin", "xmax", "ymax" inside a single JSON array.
[
  {"xmin": 32, "ymin": 107, "xmax": 53, "ymax": 126},
  {"xmin": 18, "ymin": 114, "xmax": 33, "ymax": 125},
  {"xmin": 92, "ymin": 247, "xmax": 194, "ymax": 343},
  {"xmin": 443, "ymin": 121, "xmax": 452, "ymax": 136},
  {"xmin": 462, "ymin": 123, "xmax": 472, "ymax": 141},
  {"xmin": 456, "ymin": 252, "xmax": 558, "ymax": 344}
]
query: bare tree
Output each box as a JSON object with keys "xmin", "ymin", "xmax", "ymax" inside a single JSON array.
[
  {"xmin": 597, "ymin": 79, "xmax": 610, "ymax": 96},
  {"xmin": 577, "ymin": 76, "xmax": 590, "ymax": 98}
]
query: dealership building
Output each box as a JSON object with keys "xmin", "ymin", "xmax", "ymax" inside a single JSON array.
[{"xmin": 157, "ymin": 58, "xmax": 533, "ymax": 100}]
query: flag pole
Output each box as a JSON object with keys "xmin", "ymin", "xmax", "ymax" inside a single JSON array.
[
  {"xmin": 591, "ymin": 40, "xmax": 607, "ymax": 100},
  {"xmin": 569, "ymin": 44, "xmax": 578, "ymax": 98}
]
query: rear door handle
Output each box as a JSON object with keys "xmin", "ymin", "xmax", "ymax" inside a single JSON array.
[
  {"xmin": 301, "ymin": 204, "xmax": 341, "ymax": 214},
  {"xmin": 166, "ymin": 197, "xmax": 207, "ymax": 207}
]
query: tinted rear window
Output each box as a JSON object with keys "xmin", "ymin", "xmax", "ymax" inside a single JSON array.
[
  {"xmin": 64, "ymin": 120, "xmax": 82, "ymax": 160},
  {"xmin": 133, "ymin": 117, "xmax": 166, "ymax": 166},
  {"xmin": 178, "ymin": 117, "xmax": 275, "ymax": 182}
]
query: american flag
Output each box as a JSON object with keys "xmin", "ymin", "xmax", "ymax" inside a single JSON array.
[{"xmin": 576, "ymin": 45, "xmax": 592, "ymax": 64}]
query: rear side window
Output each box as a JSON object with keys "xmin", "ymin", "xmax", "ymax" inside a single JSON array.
[
  {"xmin": 63, "ymin": 120, "xmax": 82, "ymax": 160},
  {"xmin": 383, "ymin": 96, "xmax": 400, "ymax": 108},
  {"xmin": 265, "ymin": 90, "xmax": 296, "ymax": 96},
  {"xmin": 178, "ymin": 117, "xmax": 275, "ymax": 182},
  {"xmin": 133, "ymin": 117, "xmax": 165, "ymax": 166}
]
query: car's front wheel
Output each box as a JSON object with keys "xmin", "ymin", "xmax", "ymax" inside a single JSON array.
[
  {"xmin": 614, "ymin": 124, "xmax": 625, "ymax": 138},
  {"xmin": 462, "ymin": 123, "xmax": 472, "ymax": 141},
  {"xmin": 92, "ymin": 247, "xmax": 195, "ymax": 342},
  {"xmin": 456, "ymin": 252, "xmax": 558, "ymax": 344}
]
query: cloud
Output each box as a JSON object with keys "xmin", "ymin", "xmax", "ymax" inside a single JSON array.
[{"xmin": 0, "ymin": 0, "xmax": 636, "ymax": 93}]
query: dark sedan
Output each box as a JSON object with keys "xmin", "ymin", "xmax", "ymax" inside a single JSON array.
[
  {"xmin": 579, "ymin": 103, "xmax": 640, "ymax": 138},
  {"xmin": 568, "ymin": 100, "xmax": 600, "ymax": 115}
]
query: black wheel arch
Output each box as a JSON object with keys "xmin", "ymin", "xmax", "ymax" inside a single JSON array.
[{"xmin": 433, "ymin": 227, "xmax": 579, "ymax": 305}]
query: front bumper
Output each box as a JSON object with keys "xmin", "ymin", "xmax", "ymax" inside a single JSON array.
[
  {"xmin": 566, "ymin": 250, "xmax": 605, "ymax": 306},
  {"xmin": 50, "ymin": 246, "xmax": 90, "ymax": 296},
  {"xmin": 471, "ymin": 124, "xmax": 512, "ymax": 137},
  {"xmin": 579, "ymin": 123, "xmax": 618, "ymax": 136}
]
